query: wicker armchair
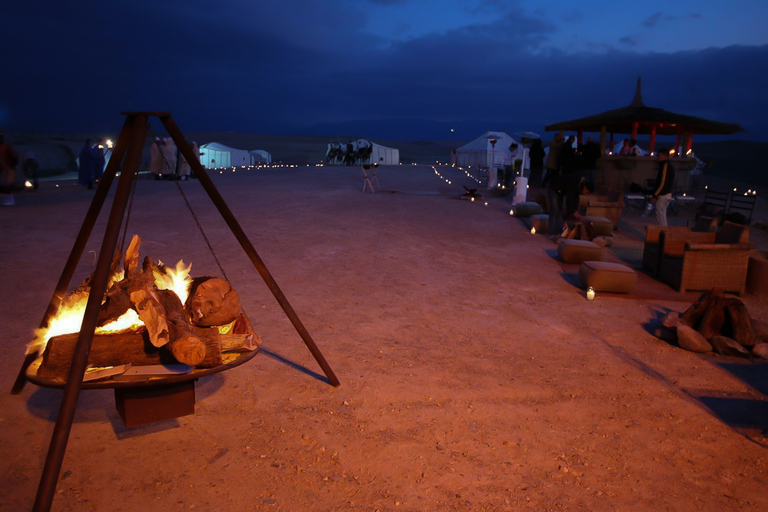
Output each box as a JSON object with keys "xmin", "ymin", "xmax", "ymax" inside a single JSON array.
[
  {"xmin": 642, "ymin": 216, "xmax": 718, "ymax": 276},
  {"xmin": 657, "ymin": 221, "xmax": 754, "ymax": 294}
]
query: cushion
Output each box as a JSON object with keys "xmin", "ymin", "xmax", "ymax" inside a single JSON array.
[
  {"xmin": 692, "ymin": 216, "xmax": 718, "ymax": 233},
  {"xmin": 510, "ymin": 201, "xmax": 543, "ymax": 218},
  {"xmin": 579, "ymin": 261, "xmax": 637, "ymax": 293},
  {"xmin": 582, "ymin": 216, "xmax": 614, "ymax": 236},
  {"xmin": 530, "ymin": 214, "xmax": 549, "ymax": 233},
  {"xmin": 715, "ymin": 220, "xmax": 748, "ymax": 244},
  {"xmin": 558, "ymin": 239, "xmax": 603, "ymax": 264}
]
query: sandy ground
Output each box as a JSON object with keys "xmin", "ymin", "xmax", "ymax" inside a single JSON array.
[{"xmin": 2, "ymin": 164, "xmax": 768, "ymax": 511}]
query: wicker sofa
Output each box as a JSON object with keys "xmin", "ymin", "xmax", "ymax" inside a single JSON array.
[
  {"xmin": 642, "ymin": 216, "xmax": 718, "ymax": 276},
  {"xmin": 657, "ymin": 221, "xmax": 754, "ymax": 294}
]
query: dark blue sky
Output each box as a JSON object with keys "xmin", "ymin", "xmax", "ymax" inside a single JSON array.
[{"xmin": 3, "ymin": 0, "xmax": 768, "ymax": 141}]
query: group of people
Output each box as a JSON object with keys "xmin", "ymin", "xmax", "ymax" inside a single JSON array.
[
  {"xmin": 149, "ymin": 137, "xmax": 199, "ymax": 181},
  {"xmin": 537, "ymin": 132, "xmax": 675, "ymax": 239},
  {"xmin": 327, "ymin": 140, "xmax": 373, "ymax": 166}
]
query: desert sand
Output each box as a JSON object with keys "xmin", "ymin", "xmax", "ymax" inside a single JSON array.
[{"xmin": 2, "ymin": 163, "xmax": 768, "ymax": 511}]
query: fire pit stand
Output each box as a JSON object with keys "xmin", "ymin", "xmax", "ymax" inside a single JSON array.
[
  {"xmin": 25, "ymin": 349, "xmax": 259, "ymax": 427},
  {"xmin": 16, "ymin": 112, "xmax": 339, "ymax": 512}
]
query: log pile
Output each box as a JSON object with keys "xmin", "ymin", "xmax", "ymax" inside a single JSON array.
[
  {"xmin": 38, "ymin": 235, "xmax": 259, "ymax": 380},
  {"xmin": 661, "ymin": 288, "xmax": 768, "ymax": 358}
]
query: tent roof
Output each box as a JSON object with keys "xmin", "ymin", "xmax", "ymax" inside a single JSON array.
[
  {"xmin": 200, "ymin": 142, "xmax": 246, "ymax": 151},
  {"xmin": 458, "ymin": 131, "xmax": 518, "ymax": 151},
  {"xmin": 544, "ymin": 77, "xmax": 745, "ymax": 136}
]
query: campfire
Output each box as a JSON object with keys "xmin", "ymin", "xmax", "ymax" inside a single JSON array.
[
  {"xmin": 661, "ymin": 288, "xmax": 768, "ymax": 358},
  {"xmin": 31, "ymin": 234, "xmax": 259, "ymax": 381}
]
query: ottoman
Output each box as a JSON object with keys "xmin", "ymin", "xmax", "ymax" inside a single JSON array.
[
  {"xmin": 530, "ymin": 214, "xmax": 549, "ymax": 234},
  {"xmin": 579, "ymin": 261, "xmax": 637, "ymax": 293},
  {"xmin": 558, "ymin": 239, "xmax": 603, "ymax": 264},
  {"xmin": 583, "ymin": 216, "xmax": 614, "ymax": 237},
  {"xmin": 510, "ymin": 201, "xmax": 543, "ymax": 218}
]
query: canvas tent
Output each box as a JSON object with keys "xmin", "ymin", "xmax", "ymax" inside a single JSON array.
[
  {"xmin": 198, "ymin": 142, "xmax": 250, "ymax": 168},
  {"xmin": 249, "ymin": 150, "xmax": 272, "ymax": 165},
  {"xmin": 456, "ymin": 131, "xmax": 520, "ymax": 169},
  {"xmin": 367, "ymin": 140, "xmax": 399, "ymax": 165}
]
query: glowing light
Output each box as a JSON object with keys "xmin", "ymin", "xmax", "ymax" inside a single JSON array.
[
  {"xmin": 587, "ymin": 287, "xmax": 595, "ymax": 301},
  {"xmin": 531, "ymin": 227, "xmax": 536, "ymax": 234},
  {"xmin": 25, "ymin": 180, "xmax": 33, "ymax": 188}
]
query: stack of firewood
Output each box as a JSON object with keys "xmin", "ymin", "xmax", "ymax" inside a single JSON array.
[
  {"xmin": 38, "ymin": 235, "xmax": 259, "ymax": 380},
  {"xmin": 661, "ymin": 288, "xmax": 768, "ymax": 358}
]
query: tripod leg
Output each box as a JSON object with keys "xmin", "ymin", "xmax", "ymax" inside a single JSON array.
[
  {"xmin": 11, "ymin": 117, "xmax": 133, "ymax": 395},
  {"xmin": 33, "ymin": 115, "xmax": 150, "ymax": 512},
  {"xmin": 163, "ymin": 115, "xmax": 340, "ymax": 387}
]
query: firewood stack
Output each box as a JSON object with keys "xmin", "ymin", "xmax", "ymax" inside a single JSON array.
[
  {"xmin": 38, "ymin": 235, "xmax": 259, "ymax": 380},
  {"xmin": 661, "ymin": 288, "xmax": 768, "ymax": 359}
]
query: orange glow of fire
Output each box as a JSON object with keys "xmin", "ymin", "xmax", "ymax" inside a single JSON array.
[
  {"xmin": 27, "ymin": 260, "xmax": 192, "ymax": 356},
  {"xmin": 153, "ymin": 260, "xmax": 192, "ymax": 304}
]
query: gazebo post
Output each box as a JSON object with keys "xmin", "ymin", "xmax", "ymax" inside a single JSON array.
[
  {"xmin": 600, "ymin": 126, "xmax": 607, "ymax": 154},
  {"xmin": 649, "ymin": 125, "xmax": 657, "ymax": 155},
  {"xmin": 685, "ymin": 130, "xmax": 694, "ymax": 155},
  {"xmin": 609, "ymin": 132, "xmax": 615, "ymax": 154},
  {"xmin": 675, "ymin": 127, "xmax": 682, "ymax": 155},
  {"xmin": 631, "ymin": 122, "xmax": 639, "ymax": 140}
]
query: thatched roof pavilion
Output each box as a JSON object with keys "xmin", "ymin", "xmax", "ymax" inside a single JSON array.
[{"xmin": 545, "ymin": 77, "xmax": 746, "ymax": 155}]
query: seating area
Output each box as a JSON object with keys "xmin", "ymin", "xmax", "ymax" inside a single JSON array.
[
  {"xmin": 518, "ymin": 178, "xmax": 762, "ymax": 299},
  {"xmin": 656, "ymin": 221, "xmax": 754, "ymax": 294}
]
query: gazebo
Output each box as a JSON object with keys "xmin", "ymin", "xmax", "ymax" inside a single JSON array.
[
  {"xmin": 544, "ymin": 77, "xmax": 746, "ymax": 192},
  {"xmin": 545, "ymin": 76, "xmax": 745, "ymax": 155}
]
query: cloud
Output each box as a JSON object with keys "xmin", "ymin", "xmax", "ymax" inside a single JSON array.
[
  {"xmin": 620, "ymin": 36, "xmax": 638, "ymax": 47},
  {"xmin": 1, "ymin": 2, "xmax": 766, "ymax": 141},
  {"xmin": 642, "ymin": 12, "xmax": 664, "ymax": 28}
]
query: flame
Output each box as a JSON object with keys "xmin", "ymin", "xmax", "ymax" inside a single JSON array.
[
  {"xmin": 27, "ymin": 297, "xmax": 144, "ymax": 356},
  {"xmin": 27, "ymin": 260, "xmax": 191, "ymax": 357},
  {"xmin": 153, "ymin": 260, "xmax": 193, "ymax": 304}
]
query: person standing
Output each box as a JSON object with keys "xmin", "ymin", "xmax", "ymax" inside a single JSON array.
[
  {"xmin": 161, "ymin": 138, "xmax": 177, "ymax": 179},
  {"xmin": 177, "ymin": 139, "xmax": 197, "ymax": 180},
  {"xmin": 650, "ymin": 149, "xmax": 675, "ymax": 226},
  {"xmin": 93, "ymin": 139, "xmax": 105, "ymax": 183},
  {"xmin": 559, "ymin": 135, "xmax": 576, "ymax": 175},
  {"xmin": 149, "ymin": 137, "xmax": 164, "ymax": 180},
  {"xmin": 577, "ymin": 136, "xmax": 601, "ymax": 184},
  {"xmin": 0, "ymin": 131, "xmax": 20, "ymax": 205},
  {"xmin": 544, "ymin": 133, "xmax": 565, "ymax": 235},
  {"xmin": 78, "ymin": 138, "xmax": 96, "ymax": 189},
  {"xmin": 528, "ymin": 138, "xmax": 545, "ymax": 188}
]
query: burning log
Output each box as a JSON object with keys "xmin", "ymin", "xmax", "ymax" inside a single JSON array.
[
  {"xmin": 186, "ymin": 277, "xmax": 242, "ymax": 327},
  {"xmin": 156, "ymin": 289, "xmax": 205, "ymax": 366},
  {"xmin": 36, "ymin": 317, "xmax": 261, "ymax": 380},
  {"xmin": 38, "ymin": 329, "xmax": 174, "ymax": 379},
  {"xmin": 34, "ymin": 233, "xmax": 261, "ymax": 378}
]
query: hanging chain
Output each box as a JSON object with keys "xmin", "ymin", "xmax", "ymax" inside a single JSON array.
[{"xmin": 173, "ymin": 179, "xmax": 231, "ymax": 283}]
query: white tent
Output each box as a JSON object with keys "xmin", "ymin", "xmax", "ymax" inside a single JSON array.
[
  {"xmin": 198, "ymin": 142, "xmax": 250, "ymax": 168},
  {"xmin": 456, "ymin": 131, "xmax": 520, "ymax": 169},
  {"xmin": 366, "ymin": 140, "xmax": 399, "ymax": 165},
  {"xmin": 249, "ymin": 150, "xmax": 272, "ymax": 165}
]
